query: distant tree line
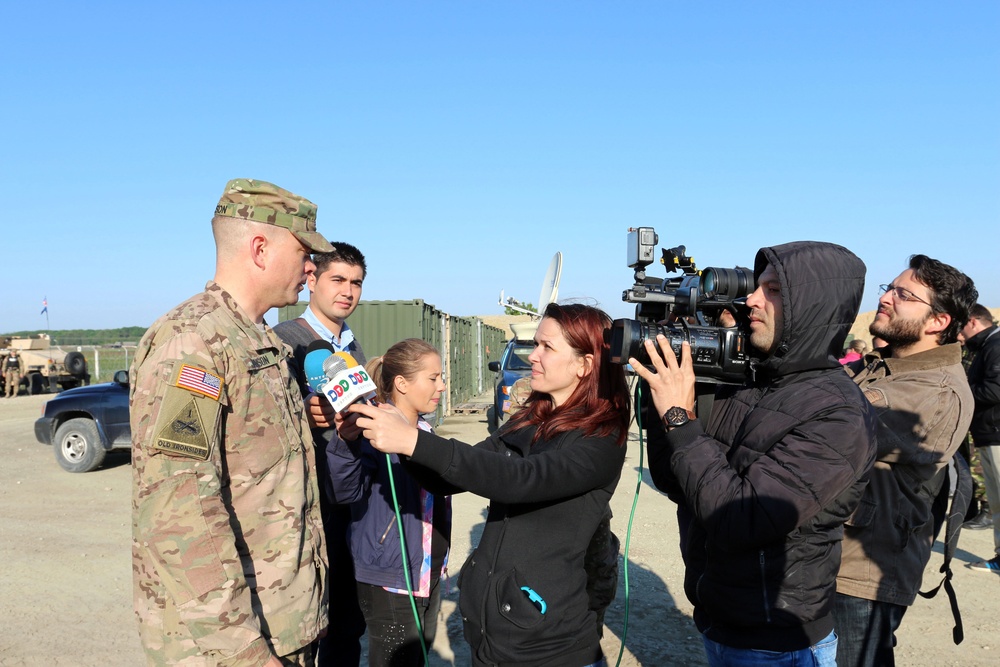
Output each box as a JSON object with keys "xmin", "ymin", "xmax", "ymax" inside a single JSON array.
[
  {"xmin": 1, "ymin": 326, "xmax": 148, "ymax": 346},
  {"xmin": 504, "ymin": 303, "xmax": 535, "ymax": 316}
]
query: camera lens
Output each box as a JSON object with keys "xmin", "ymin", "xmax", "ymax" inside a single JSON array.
[
  {"xmin": 702, "ymin": 270, "xmax": 717, "ymax": 296},
  {"xmin": 701, "ymin": 267, "xmax": 752, "ymax": 301},
  {"xmin": 607, "ymin": 319, "xmax": 687, "ymax": 367}
]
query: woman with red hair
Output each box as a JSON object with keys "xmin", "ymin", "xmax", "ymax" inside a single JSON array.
[{"xmin": 352, "ymin": 303, "xmax": 630, "ymax": 667}]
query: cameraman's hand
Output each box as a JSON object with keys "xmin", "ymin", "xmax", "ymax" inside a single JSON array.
[{"xmin": 629, "ymin": 337, "xmax": 696, "ymax": 419}]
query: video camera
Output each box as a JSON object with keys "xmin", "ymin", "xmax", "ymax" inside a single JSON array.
[{"xmin": 606, "ymin": 227, "xmax": 753, "ymax": 384}]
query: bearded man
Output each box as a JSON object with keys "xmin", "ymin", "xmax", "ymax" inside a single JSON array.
[{"xmin": 833, "ymin": 254, "xmax": 977, "ymax": 667}]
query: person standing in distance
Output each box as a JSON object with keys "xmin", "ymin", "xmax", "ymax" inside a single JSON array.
[
  {"xmin": 4, "ymin": 349, "xmax": 24, "ymax": 397},
  {"xmin": 833, "ymin": 255, "xmax": 976, "ymax": 667},
  {"xmin": 634, "ymin": 241, "xmax": 877, "ymax": 667},
  {"xmin": 130, "ymin": 179, "xmax": 331, "ymax": 667},
  {"xmin": 274, "ymin": 243, "xmax": 368, "ymax": 667},
  {"xmin": 839, "ymin": 338, "xmax": 867, "ymax": 365},
  {"xmin": 962, "ymin": 304, "xmax": 1000, "ymax": 571}
]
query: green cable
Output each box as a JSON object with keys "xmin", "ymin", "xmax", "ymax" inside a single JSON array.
[
  {"xmin": 385, "ymin": 452, "xmax": 431, "ymax": 665},
  {"xmin": 614, "ymin": 380, "xmax": 645, "ymax": 667}
]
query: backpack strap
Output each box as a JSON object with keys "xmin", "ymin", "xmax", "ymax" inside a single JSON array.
[
  {"xmin": 918, "ymin": 451, "xmax": 972, "ymax": 644},
  {"xmin": 293, "ymin": 317, "xmax": 318, "ymax": 339}
]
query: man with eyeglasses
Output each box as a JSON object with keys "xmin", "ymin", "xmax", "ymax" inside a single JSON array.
[{"xmin": 833, "ymin": 254, "xmax": 977, "ymax": 667}]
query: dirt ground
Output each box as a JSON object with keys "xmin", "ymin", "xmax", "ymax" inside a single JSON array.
[{"xmin": 2, "ymin": 392, "xmax": 999, "ymax": 666}]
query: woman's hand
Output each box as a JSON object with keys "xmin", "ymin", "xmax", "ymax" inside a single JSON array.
[
  {"xmin": 629, "ymin": 337, "xmax": 697, "ymax": 419},
  {"xmin": 349, "ymin": 402, "xmax": 419, "ymax": 456}
]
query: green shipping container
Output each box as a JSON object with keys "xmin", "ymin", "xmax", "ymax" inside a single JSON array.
[{"xmin": 278, "ymin": 300, "xmax": 504, "ymax": 421}]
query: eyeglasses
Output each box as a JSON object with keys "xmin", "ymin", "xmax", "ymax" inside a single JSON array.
[{"xmin": 878, "ymin": 284, "xmax": 932, "ymax": 307}]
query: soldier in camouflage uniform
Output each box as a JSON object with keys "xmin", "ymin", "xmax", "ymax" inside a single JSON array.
[
  {"xmin": 506, "ymin": 375, "xmax": 532, "ymax": 415},
  {"xmin": 131, "ymin": 179, "xmax": 332, "ymax": 667},
  {"xmin": 4, "ymin": 349, "xmax": 24, "ymax": 397}
]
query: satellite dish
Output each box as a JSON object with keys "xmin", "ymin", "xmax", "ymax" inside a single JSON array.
[
  {"xmin": 537, "ymin": 252, "xmax": 563, "ymax": 311},
  {"xmin": 498, "ymin": 253, "xmax": 563, "ymax": 340}
]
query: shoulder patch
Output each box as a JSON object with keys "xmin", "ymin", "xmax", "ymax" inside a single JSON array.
[
  {"xmin": 152, "ymin": 397, "xmax": 211, "ymax": 460},
  {"xmin": 173, "ymin": 363, "xmax": 223, "ymax": 401},
  {"xmin": 863, "ymin": 387, "xmax": 887, "ymax": 408}
]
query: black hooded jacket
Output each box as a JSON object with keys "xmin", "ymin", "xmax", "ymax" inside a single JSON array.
[
  {"xmin": 646, "ymin": 241, "xmax": 878, "ymax": 652},
  {"xmin": 966, "ymin": 324, "xmax": 1000, "ymax": 447}
]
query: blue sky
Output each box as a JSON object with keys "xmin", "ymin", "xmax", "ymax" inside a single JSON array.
[{"xmin": 2, "ymin": 2, "xmax": 997, "ymax": 333}]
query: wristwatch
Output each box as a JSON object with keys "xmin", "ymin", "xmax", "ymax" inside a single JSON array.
[{"xmin": 663, "ymin": 406, "xmax": 697, "ymax": 429}]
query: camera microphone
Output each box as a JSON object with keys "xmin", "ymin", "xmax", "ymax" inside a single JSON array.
[{"xmin": 303, "ymin": 340, "xmax": 335, "ymax": 394}]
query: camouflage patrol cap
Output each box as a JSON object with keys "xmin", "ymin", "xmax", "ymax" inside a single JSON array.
[{"xmin": 215, "ymin": 178, "xmax": 334, "ymax": 253}]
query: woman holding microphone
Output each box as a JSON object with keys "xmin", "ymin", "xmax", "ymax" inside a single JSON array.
[{"xmin": 351, "ymin": 303, "xmax": 630, "ymax": 667}]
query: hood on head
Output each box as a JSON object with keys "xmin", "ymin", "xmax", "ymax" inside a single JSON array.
[{"xmin": 753, "ymin": 241, "xmax": 866, "ymax": 377}]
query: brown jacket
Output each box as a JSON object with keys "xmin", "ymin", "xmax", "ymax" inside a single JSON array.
[{"xmin": 836, "ymin": 343, "xmax": 973, "ymax": 606}]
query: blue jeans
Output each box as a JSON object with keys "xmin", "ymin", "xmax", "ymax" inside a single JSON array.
[
  {"xmin": 831, "ymin": 592, "xmax": 907, "ymax": 667},
  {"xmin": 702, "ymin": 630, "xmax": 837, "ymax": 666}
]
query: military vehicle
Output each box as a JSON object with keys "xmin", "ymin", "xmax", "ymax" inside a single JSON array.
[{"xmin": 0, "ymin": 334, "xmax": 90, "ymax": 395}]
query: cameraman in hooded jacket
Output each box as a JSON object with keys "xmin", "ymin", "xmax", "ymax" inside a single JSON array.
[{"xmin": 632, "ymin": 241, "xmax": 878, "ymax": 666}]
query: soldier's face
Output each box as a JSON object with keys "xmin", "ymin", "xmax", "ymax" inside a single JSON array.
[
  {"xmin": 307, "ymin": 261, "xmax": 364, "ymax": 325},
  {"xmin": 746, "ymin": 264, "xmax": 784, "ymax": 355},
  {"xmin": 269, "ymin": 230, "xmax": 316, "ymax": 308}
]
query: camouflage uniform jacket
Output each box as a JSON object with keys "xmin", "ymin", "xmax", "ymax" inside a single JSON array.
[{"xmin": 130, "ymin": 282, "xmax": 328, "ymax": 667}]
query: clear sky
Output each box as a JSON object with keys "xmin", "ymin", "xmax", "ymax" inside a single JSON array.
[{"xmin": 2, "ymin": 2, "xmax": 997, "ymax": 333}]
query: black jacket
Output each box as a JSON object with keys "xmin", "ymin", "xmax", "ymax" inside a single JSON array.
[
  {"xmin": 647, "ymin": 241, "xmax": 877, "ymax": 652},
  {"xmin": 966, "ymin": 324, "xmax": 1000, "ymax": 447},
  {"xmin": 406, "ymin": 424, "xmax": 625, "ymax": 667}
]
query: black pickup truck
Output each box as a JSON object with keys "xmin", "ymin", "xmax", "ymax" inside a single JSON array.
[{"xmin": 34, "ymin": 370, "xmax": 131, "ymax": 472}]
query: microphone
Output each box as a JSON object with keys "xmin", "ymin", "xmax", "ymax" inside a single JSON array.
[
  {"xmin": 303, "ymin": 340, "xmax": 335, "ymax": 393},
  {"xmin": 318, "ymin": 350, "xmax": 378, "ymax": 412},
  {"xmin": 333, "ymin": 351, "xmax": 363, "ymax": 371},
  {"xmin": 334, "ymin": 351, "xmax": 378, "ymax": 407},
  {"xmin": 322, "ymin": 353, "xmax": 348, "ymax": 379}
]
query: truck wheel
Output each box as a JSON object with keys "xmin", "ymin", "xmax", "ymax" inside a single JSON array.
[
  {"xmin": 65, "ymin": 352, "xmax": 88, "ymax": 378},
  {"xmin": 26, "ymin": 373, "xmax": 44, "ymax": 395},
  {"xmin": 53, "ymin": 418, "xmax": 107, "ymax": 473}
]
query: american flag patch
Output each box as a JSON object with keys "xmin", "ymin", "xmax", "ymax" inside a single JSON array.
[{"xmin": 175, "ymin": 364, "xmax": 223, "ymax": 400}]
